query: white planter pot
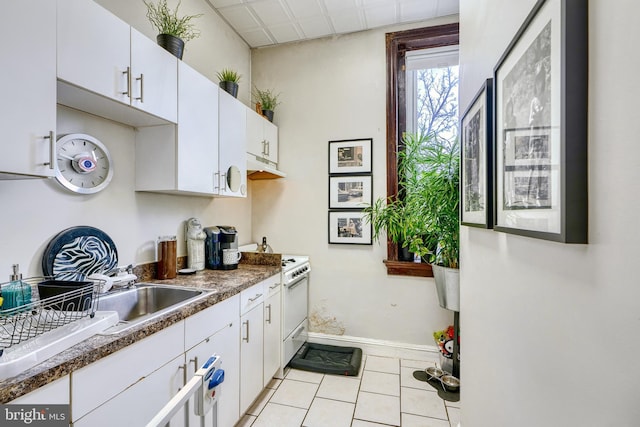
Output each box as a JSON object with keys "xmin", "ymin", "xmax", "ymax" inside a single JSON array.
[{"xmin": 432, "ymin": 264, "xmax": 460, "ymax": 312}]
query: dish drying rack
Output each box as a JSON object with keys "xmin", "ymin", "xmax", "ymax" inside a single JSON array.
[{"xmin": 0, "ymin": 277, "xmax": 103, "ymax": 357}]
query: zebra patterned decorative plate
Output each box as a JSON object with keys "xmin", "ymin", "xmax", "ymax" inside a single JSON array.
[{"xmin": 42, "ymin": 226, "xmax": 119, "ymax": 281}]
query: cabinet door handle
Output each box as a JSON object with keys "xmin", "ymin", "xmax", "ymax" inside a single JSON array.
[
  {"xmin": 190, "ymin": 356, "xmax": 199, "ymax": 373},
  {"xmin": 121, "ymin": 67, "xmax": 131, "ymax": 98},
  {"xmin": 178, "ymin": 363, "xmax": 187, "ymax": 386},
  {"xmin": 43, "ymin": 131, "xmax": 55, "ymax": 169},
  {"xmin": 266, "ymin": 303, "xmax": 272, "ymax": 324},
  {"xmin": 269, "ymin": 283, "xmax": 279, "ymax": 290},
  {"xmin": 265, "ymin": 140, "xmax": 270, "ymax": 157},
  {"xmin": 221, "ymin": 172, "xmax": 227, "ymax": 191},
  {"xmin": 248, "ymin": 293, "xmax": 263, "ymax": 302},
  {"xmin": 242, "ymin": 320, "xmax": 249, "ymax": 342},
  {"xmin": 135, "ymin": 73, "xmax": 144, "ymax": 102}
]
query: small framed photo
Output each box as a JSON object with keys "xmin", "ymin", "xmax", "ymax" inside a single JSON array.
[
  {"xmin": 329, "ymin": 175, "xmax": 372, "ymax": 209},
  {"xmin": 328, "ymin": 138, "xmax": 372, "ymax": 174},
  {"xmin": 328, "ymin": 211, "xmax": 372, "ymax": 245},
  {"xmin": 461, "ymin": 78, "xmax": 493, "ymax": 228}
]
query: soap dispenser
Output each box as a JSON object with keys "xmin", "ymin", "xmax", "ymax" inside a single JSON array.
[{"xmin": 3, "ymin": 264, "xmax": 31, "ymax": 311}]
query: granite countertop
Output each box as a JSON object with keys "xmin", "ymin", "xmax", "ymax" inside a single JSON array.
[{"xmin": 0, "ymin": 255, "xmax": 281, "ymax": 403}]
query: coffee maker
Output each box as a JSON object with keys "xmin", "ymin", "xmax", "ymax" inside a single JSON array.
[{"xmin": 204, "ymin": 226, "xmax": 239, "ymax": 270}]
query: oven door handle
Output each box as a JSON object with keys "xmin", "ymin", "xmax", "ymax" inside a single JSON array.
[
  {"xmin": 286, "ymin": 276, "xmax": 307, "ymax": 290},
  {"xmin": 292, "ymin": 325, "xmax": 305, "ymax": 340}
]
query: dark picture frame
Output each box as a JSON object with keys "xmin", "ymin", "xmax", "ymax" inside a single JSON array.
[
  {"xmin": 328, "ymin": 138, "xmax": 372, "ymax": 175},
  {"xmin": 328, "ymin": 211, "xmax": 372, "ymax": 245},
  {"xmin": 328, "ymin": 175, "xmax": 372, "ymax": 209},
  {"xmin": 461, "ymin": 78, "xmax": 493, "ymax": 228},
  {"xmin": 493, "ymin": 0, "xmax": 587, "ymax": 243}
]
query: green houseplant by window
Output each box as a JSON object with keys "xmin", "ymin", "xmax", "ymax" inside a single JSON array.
[
  {"xmin": 143, "ymin": 0, "xmax": 203, "ymax": 59},
  {"xmin": 253, "ymin": 87, "xmax": 281, "ymax": 122},
  {"xmin": 364, "ymin": 132, "xmax": 460, "ymax": 308},
  {"xmin": 216, "ymin": 68, "xmax": 242, "ymax": 98}
]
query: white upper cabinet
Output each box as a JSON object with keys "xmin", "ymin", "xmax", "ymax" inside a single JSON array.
[
  {"xmin": 218, "ymin": 90, "xmax": 247, "ymax": 197},
  {"xmin": 130, "ymin": 28, "xmax": 178, "ymax": 122},
  {"xmin": 0, "ymin": 0, "xmax": 56, "ymax": 178},
  {"xmin": 135, "ymin": 62, "xmax": 218, "ymax": 196},
  {"xmin": 247, "ymin": 108, "xmax": 279, "ymax": 165},
  {"xmin": 57, "ymin": 0, "xmax": 177, "ymax": 125}
]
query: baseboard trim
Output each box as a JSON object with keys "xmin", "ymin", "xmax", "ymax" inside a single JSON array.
[{"xmin": 306, "ymin": 332, "xmax": 440, "ymax": 361}]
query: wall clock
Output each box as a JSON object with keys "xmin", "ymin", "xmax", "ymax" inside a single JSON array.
[{"xmin": 55, "ymin": 133, "xmax": 114, "ymax": 194}]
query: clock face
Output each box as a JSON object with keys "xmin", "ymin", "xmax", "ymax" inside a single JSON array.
[{"xmin": 55, "ymin": 134, "xmax": 114, "ymax": 194}]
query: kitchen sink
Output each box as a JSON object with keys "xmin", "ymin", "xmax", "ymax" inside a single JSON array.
[{"xmin": 96, "ymin": 283, "xmax": 213, "ymax": 335}]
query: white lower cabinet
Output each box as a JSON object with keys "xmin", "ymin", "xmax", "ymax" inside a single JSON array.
[
  {"xmin": 263, "ymin": 280, "xmax": 282, "ymax": 385},
  {"xmin": 71, "ymin": 321, "xmax": 184, "ymax": 425},
  {"xmin": 9, "ymin": 375, "xmax": 69, "ymax": 405},
  {"xmin": 240, "ymin": 303, "xmax": 264, "ymax": 415},
  {"xmin": 239, "ymin": 274, "xmax": 282, "ymax": 415},
  {"xmin": 184, "ymin": 294, "xmax": 240, "ymax": 427}
]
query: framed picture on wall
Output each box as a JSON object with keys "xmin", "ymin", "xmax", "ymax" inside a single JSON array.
[
  {"xmin": 328, "ymin": 211, "xmax": 372, "ymax": 245},
  {"xmin": 493, "ymin": 0, "xmax": 587, "ymax": 243},
  {"xmin": 461, "ymin": 78, "xmax": 493, "ymax": 228},
  {"xmin": 329, "ymin": 175, "xmax": 372, "ymax": 209},
  {"xmin": 328, "ymin": 138, "xmax": 372, "ymax": 174}
]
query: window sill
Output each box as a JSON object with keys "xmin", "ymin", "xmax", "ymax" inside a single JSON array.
[{"xmin": 383, "ymin": 260, "xmax": 433, "ymax": 277}]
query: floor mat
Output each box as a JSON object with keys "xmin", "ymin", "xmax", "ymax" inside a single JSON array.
[{"xmin": 289, "ymin": 342, "xmax": 362, "ymax": 376}]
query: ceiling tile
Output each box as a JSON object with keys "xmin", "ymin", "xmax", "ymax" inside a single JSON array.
[
  {"xmin": 284, "ymin": 0, "xmax": 323, "ymax": 19},
  {"xmin": 322, "ymin": 0, "xmax": 358, "ymax": 12},
  {"xmin": 331, "ymin": 9, "xmax": 364, "ymax": 33},
  {"xmin": 207, "ymin": 0, "xmax": 244, "ymax": 8},
  {"xmin": 219, "ymin": 6, "xmax": 261, "ymax": 31},
  {"xmin": 399, "ymin": 0, "xmax": 437, "ymax": 22},
  {"xmin": 436, "ymin": 0, "xmax": 459, "ymax": 16},
  {"xmin": 240, "ymin": 29, "xmax": 275, "ymax": 47},
  {"xmin": 364, "ymin": 3, "xmax": 398, "ymax": 29},
  {"xmin": 249, "ymin": 0, "xmax": 291, "ymax": 26},
  {"xmin": 268, "ymin": 23, "xmax": 302, "ymax": 43},
  {"xmin": 298, "ymin": 16, "xmax": 333, "ymax": 39}
]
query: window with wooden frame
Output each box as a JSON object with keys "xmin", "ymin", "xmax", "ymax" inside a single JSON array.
[{"xmin": 384, "ymin": 23, "xmax": 459, "ymax": 277}]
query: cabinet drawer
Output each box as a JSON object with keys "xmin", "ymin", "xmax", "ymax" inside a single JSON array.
[
  {"xmin": 185, "ymin": 294, "xmax": 239, "ymax": 351},
  {"xmin": 71, "ymin": 321, "xmax": 184, "ymax": 421},
  {"xmin": 265, "ymin": 275, "xmax": 282, "ymax": 297},
  {"xmin": 240, "ymin": 282, "xmax": 265, "ymax": 315}
]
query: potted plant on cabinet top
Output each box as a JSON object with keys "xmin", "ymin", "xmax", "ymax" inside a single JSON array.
[
  {"xmin": 216, "ymin": 68, "xmax": 242, "ymax": 98},
  {"xmin": 363, "ymin": 132, "xmax": 460, "ymax": 311},
  {"xmin": 253, "ymin": 87, "xmax": 281, "ymax": 122},
  {"xmin": 143, "ymin": 0, "xmax": 203, "ymax": 60}
]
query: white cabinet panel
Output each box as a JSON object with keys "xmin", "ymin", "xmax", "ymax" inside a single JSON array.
[
  {"xmin": 73, "ymin": 354, "xmax": 184, "ymax": 427},
  {"xmin": 246, "ymin": 107, "xmax": 278, "ymax": 165},
  {"xmin": 185, "ymin": 322, "xmax": 240, "ymax": 427},
  {"xmin": 57, "ymin": 0, "xmax": 130, "ymax": 105},
  {"xmin": 135, "ymin": 62, "xmax": 219, "ymax": 196},
  {"xmin": 71, "ymin": 321, "xmax": 184, "ymax": 422},
  {"xmin": 239, "ymin": 304, "xmax": 264, "ymax": 414},
  {"xmin": 131, "ymin": 28, "xmax": 178, "ymax": 122},
  {"xmin": 1, "ymin": 0, "xmax": 56, "ymax": 178},
  {"xmin": 9, "ymin": 376, "xmax": 69, "ymax": 405},
  {"xmin": 218, "ymin": 89, "xmax": 247, "ymax": 197},
  {"xmin": 264, "ymin": 286, "xmax": 282, "ymax": 385},
  {"xmin": 185, "ymin": 294, "xmax": 239, "ymax": 351},
  {"xmin": 57, "ymin": 0, "xmax": 177, "ymax": 125}
]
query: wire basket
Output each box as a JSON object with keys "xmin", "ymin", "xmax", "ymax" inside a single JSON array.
[{"xmin": 0, "ymin": 276, "xmax": 103, "ymax": 356}]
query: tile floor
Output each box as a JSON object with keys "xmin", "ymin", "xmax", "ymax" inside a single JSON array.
[{"xmin": 235, "ymin": 354, "xmax": 461, "ymax": 427}]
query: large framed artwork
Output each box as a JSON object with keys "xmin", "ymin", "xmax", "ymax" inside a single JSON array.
[
  {"xmin": 328, "ymin": 138, "xmax": 372, "ymax": 175},
  {"xmin": 461, "ymin": 79, "xmax": 493, "ymax": 228},
  {"xmin": 328, "ymin": 211, "xmax": 372, "ymax": 245},
  {"xmin": 493, "ymin": 0, "xmax": 588, "ymax": 243}
]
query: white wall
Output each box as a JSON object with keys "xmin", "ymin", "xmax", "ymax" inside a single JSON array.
[
  {"xmin": 0, "ymin": 0, "xmax": 253, "ymax": 278},
  {"xmin": 460, "ymin": 1, "xmax": 640, "ymax": 425},
  {"xmin": 251, "ymin": 17, "xmax": 458, "ymax": 345}
]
